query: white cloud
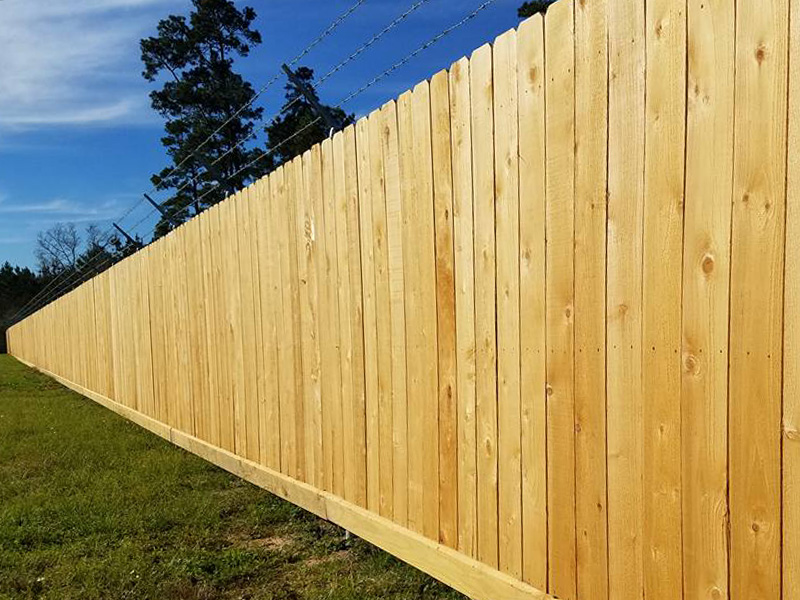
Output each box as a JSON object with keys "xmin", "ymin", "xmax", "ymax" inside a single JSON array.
[
  {"xmin": 0, "ymin": 197, "xmax": 122, "ymax": 221},
  {"xmin": 0, "ymin": 0, "xmax": 180, "ymax": 129}
]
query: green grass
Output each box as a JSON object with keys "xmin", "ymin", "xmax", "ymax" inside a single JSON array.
[{"xmin": 0, "ymin": 355, "xmax": 466, "ymax": 600}]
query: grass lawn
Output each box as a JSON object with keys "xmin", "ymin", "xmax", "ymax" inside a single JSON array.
[{"xmin": 0, "ymin": 355, "xmax": 466, "ymax": 600}]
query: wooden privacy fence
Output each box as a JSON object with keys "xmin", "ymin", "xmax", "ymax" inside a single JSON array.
[{"xmin": 7, "ymin": 0, "xmax": 800, "ymax": 597}]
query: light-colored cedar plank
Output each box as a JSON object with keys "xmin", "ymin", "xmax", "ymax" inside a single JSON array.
[
  {"xmin": 397, "ymin": 90, "xmax": 422, "ymax": 533},
  {"xmin": 449, "ymin": 55, "xmax": 478, "ymax": 560},
  {"xmin": 413, "ymin": 81, "xmax": 440, "ymax": 541},
  {"xmin": 381, "ymin": 100, "xmax": 409, "ymax": 528},
  {"xmin": 287, "ymin": 157, "xmax": 307, "ymax": 482},
  {"xmin": 246, "ymin": 184, "xmax": 267, "ymax": 467},
  {"xmin": 301, "ymin": 147, "xmax": 325, "ymax": 489},
  {"xmin": 220, "ymin": 201, "xmax": 242, "ymax": 448},
  {"xmin": 681, "ymin": 1, "xmax": 734, "ymax": 595},
  {"xmin": 642, "ymin": 0, "xmax": 686, "ymax": 597},
  {"xmin": 343, "ymin": 125, "xmax": 368, "ymax": 508},
  {"xmin": 785, "ymin": 0, "xmax": 800, "ymax": 593},
  {"xmin": 228, "ymin": 193, "xmax": 248, "ymax": 456},
  {"xmin": 236, "ymin": 187, "xmax": 261, "ymax": 461},
  {"xmin": 430, "ymin": 68, "xmax": 458, "ymax": 551},
  {"xmin": 517, "ymin": 13, "xmax": 547, "ymax": 589},
  {"xmin": 176, "ymin": 228, "xmax": 196, "ymax": 435},
  {"xmin": 197, "ymin": 212, "xmax": 217, "ymax": 445},
  {"xmin": 333, "ymin": 130, "xmax": 359, "ymax": 504},
  {"xmin": 254, "ymin": 176, "xmax": 281, "ymax": 470},
  {"xmin": 492, "ymin": 29, "xmax": 522, "ymax": 579},
  {"xmin": 729, "ymin": 0, "xmax": 788, "ymax": 596},
  {"xmin": 203, "ymin": 206, "xmax": 223, "ymax": 447},
  {"xmin": 211, "ymin": 205, "xmax": 235, "ymax": 451},
  {"xmin": 185, "ymin": 220, "xmax": 211, "ymax": 442},
  {"xmin": 153, "ymin": 240, "xmax": 171, "ymax": 427},
  {"xmin": 161, "ymin": 239, "xmax": 179, "ymax": 426},
  {"xmin": 607, "ymin": 0, "xmax": 646, "ymax": 595},
  {"xmin": 272, "ymin": 165, "xmax": 298, "ymax": 478},
  {"xmin": 294, "ymin": 157, "xmax": 316, "ymax": 482},
  {"xmin": 292, "ymin": 156, "xmax": 317, "ymax": 483},
  {"xmin": 134, "ymin": 251, "xmax": 155, "ymax": 417},
  {"xmin": 369, "ymin": 106, "xmax": 394, "ymax": 520},
  {"xmin": 95, "ymin": 271, "xmax": 115, "ymax": 400},
  {"xmin": 320, "ymin": 137, "xmax": 345, "ymax": 497},
  {"xmin": 356, "ymin": 115, "xmax": 380, "ymax": 513},
  {"xmin": 544, "ymin": 1, "xmax": 576, "ymax": 596},
  {"xmin": 572, "ymin": 0, "xmax": 608, "ymax": 596},
  {"xmin": 469, "ymin": 42, "xmax": 499, "ymax": 569}
]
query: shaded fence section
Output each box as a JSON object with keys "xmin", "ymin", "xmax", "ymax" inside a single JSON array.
[{"xmin": 8, "ymin": 0, "xmax": 800, "ymax": 598}]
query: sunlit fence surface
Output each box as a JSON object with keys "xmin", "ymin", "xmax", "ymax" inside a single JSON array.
[{"xmin": 8, "ymin": 0, "xmax": 800, "ymax": 598}]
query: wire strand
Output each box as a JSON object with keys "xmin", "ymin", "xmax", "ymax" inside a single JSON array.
[{"xmin": 12, "ymin": 0, "xmax": 498, "ymax": 323}]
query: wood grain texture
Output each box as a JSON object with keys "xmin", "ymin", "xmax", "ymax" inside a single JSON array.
[
  {"xmin": 730, "ymin": 0, "xmax": 788, "ymax": 597},
  {"xmin": 448, "ymin": 55, "xmax": 478, "ymax": 561},
  {"xmin": 785, "ymin": 0, "xmax": 800, "ymax": 595},
  {"xmin": 10, "ymin": 7, "xmax": 800, "ymax": 599},
  {"xmin": 492, "ymin": 28, "xmax": 522, "ymax": 580},
  {"xmin": 430, "ymin": 69, "xmax": 458, "ymax": 551},
  {"xmin": 469, "ymin": 42, "xmax": 498, "ymax": 570},
  {"xmin": 607, "ymin": 0, "xmax": 646, "ymax": 597},
  {"xmin": 642, "ymin": 0, "xmax": 686, "ymax": 596},
  {"xmin": 544, "ymin": 1, "xmax": 576, "ymax": 597},
  {"xmin": 573, "ymin": 1, "xmax": 608, "ymax": 597},
  {"xmin": 517, "ymin": 13, "xmax": 547, "ymax": 591},
  {"xmin": 681, "ymin": 0, "xmax": 735, "ymax": 597}
]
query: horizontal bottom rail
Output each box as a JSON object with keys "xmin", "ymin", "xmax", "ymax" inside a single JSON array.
[{"xmin": 11, "ymin": 355, "xmax": 549, "ymax": 600}]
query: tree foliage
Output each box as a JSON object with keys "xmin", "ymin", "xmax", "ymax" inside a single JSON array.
[
  {"xmin": 34, "ymin": 223, "xmax": 81, "ymax": 279},
  {"xmin": 0, "ymin": 262, "xmax": 45, "ymax": 353},
  {"xmin": 140, "ymin": 0, "xmax": 264, "ymax": 237},
  {"xmin": 518, "ymin": 0, "xmax": 556, "ymax": 17},
  {"xmin": 263, "ymin": 67, "xmax": 353, "ymax": 170}
]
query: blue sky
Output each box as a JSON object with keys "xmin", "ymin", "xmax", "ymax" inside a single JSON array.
[{"xmin": 0, "ymin": 0, "xmax": 521, "ymax": 269}]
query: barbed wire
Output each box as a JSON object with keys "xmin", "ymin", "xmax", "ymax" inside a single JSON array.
[{"xmin": 11, "ymin": 0, "xmax": 499, "ymax": 324}]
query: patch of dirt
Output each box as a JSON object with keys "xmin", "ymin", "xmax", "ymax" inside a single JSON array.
[
  {"xmin": 228, "ymin": 533, "xmax": 295, "ymax": 551},
  {"xmin": 302, "ymin": 549, "xmax": 351, "ymax": 568}
]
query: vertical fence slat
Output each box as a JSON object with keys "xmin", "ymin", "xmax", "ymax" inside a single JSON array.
[
  {"xmin": 431, "ymin": 68, "xmax": 458, "ymax": 551},
  {"xmin": 449, "ymin": 55, "xmax": 478, "ymax": 561},
  {"xmin": 517, "ymin": 13, "xmax": 548, "ymax": 591},
  {"xmin": 381, "ymin": 100, "xmax": 409, "ymax": 529},
  {"xmin": 255, "ymin": 176, "xmax": 281, "ymax": 470},
  {"xmin": 301, "ymin": 147, "xmax": 325, "ymax": 490},
  {"xmin": 397, "ymin": 90, "xmax": 421, "ymax": 533},
  {"xmin": 272, "ymin": 165, "xmax": 298, "ymax": 478},
  {"xmin": 493, "ymin": 28, "xmax": 522, "ymax": 579},
  {"xmin": 321, "ymin": 138, "xmax": 345, "ymax": 497},
  {"xmin": 729, "ymin": 0, "xmax": 788, "ymax": 596},
  {"xmin": 544, "ymin": 1, "xmax": 576, "ymax": 597},
  {"xmin": 470, "ymin": 42, "xmax": 499, "ymax": 569},
  {"xmin": 573, "ymin": 0, "xmax": 608, "ymax": 596},
  {"xmin": 344, "ymin": 125, "xmax": 368, "ymax": 509},
  {"xmin": 411, "ymin": 81, "xmax": 440, "ymax": 540},
  {"xmin": 235, "ymin": 188, "xmax": 259, "ymax": 460},
  {"xmin": 784, "ymin": 0, "xmax": 800, "ymax": 594},
  {"xmin": 356, "ymin": 116, "xmax": 380, "ymax": 513},
  {"xmin": 607, "ymin": 0, "xmax": 646, "ymax": 596},
  {"xmin": 681, "ymin": 0, "xmax": 735, "ymax": 596},
  {"xmin": 368, "ymin": 106, "xmax": 394, "ymax": 520},
  {"xmin": 642, "ymin": 0, "xmax": 686, "ymax": 596}
]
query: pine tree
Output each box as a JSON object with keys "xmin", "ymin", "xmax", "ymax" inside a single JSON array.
[{"xmin": 140, "ymin": 0, "xmax": 264, "ymax": 237}]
